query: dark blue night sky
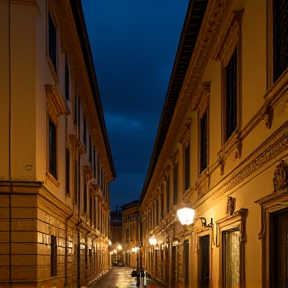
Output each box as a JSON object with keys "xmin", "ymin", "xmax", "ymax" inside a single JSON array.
[{"xmin": 81, "ymin": 0, "xmax": 189, "ymax": 210}]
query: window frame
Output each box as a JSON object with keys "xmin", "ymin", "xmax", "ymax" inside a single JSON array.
[
  {"xmin": 216, "ymin": 208, "xmax": 247, "ymax": 288},
  {"xmin": 46, "ymin": 8, "xmax": 58, "ymax": 82},
  {"xmin": 268, "ymin": 0, "xmax": 288, "ymax": 86},
  {"xmin": 256, "ymin": 166, "xmax": 288, "ymax": 288},
  {"xmin": 223, "ymin": 46, "xmax": 240, "ymax": 142},
  {"xmin": 196, "ymin": 230, "xmax": 212, "ymax": 288},
  {"xmin": 48, "ymin": 117, "xmax": 57, "ymax": 179},
  {"xmin": 195, "ymin": 82, "xmax": 210, "ymax": 175},
  {"xmin": 211, "ymin": 10, "xmax": 243, "ymax": 148}
]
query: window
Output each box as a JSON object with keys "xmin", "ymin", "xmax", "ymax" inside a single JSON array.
[
  {"xmin": 200, "ymin": 110, "xmax": 208, "ymax": 172},
  {"xmin": 51, "ymin": 235, "xmax": 57, "ymax": 277},
  {"xmin": 225, "ymin": 48, "xmax": 238, "ymax": 141},
  {"xmin": 173, "ymin": 162, "xmax": 178, "ymax": 205},
  {"xmin": 270, "ymin": 209, "xmax": 288, "ymax": 287},
  {"xmin": 183, "ymin": 239, "xmax": 189, "ymax": 287},
  {"xmin": 166, "ymin": 175, "xmax": 170, "ymax": 212},
  {"xmin": 74, "ymin": 93, "xmax": 78, "ymax": 125},
  {"xmin": 48, "ymin": 12, "xmax": 57, "ymax": 71},
  {"xmin": 45, "ymin": 85, "xmax": 67, "ymax": 183},
  {"xmin": 211, "ymin": 11, "xmax": 242, "ymax": 144},
  {"xmin": 49, "ymin": 118, "xmax": 57, "ymax": 179},
  {"xmin": 84, "ymin": 178, "xmax": 87, "ymax": 212},
  {"xmin": 65, "ymin": 147, "xmax": 70, "ymax": 195},
  {"xmin": 74, "ymin": 159, "xmax": 78, "ymax": 204},
  {"xmin": 83, "ymin": 117, "xmax": 87, "ymax": 146},
  {"xmin": 89, "ymin": 136, "xmax": 92, "ymax": 163},
  {"xmin": 89, "ymin": 194, "xmax": 93, "ymax": 225},
  {"xmin": 184, "ymin": 143, "xmax": 190, "ymax": 189},
  {"xmin": 199, "ymin": 235, "xmax": 210, "ymax": 288},
  {"xmin": 216, "ymin": 208, "xmax": 247, "ymax": 288},
  {"xmin": 223, "ymin": 228, "xmax": 240, "ymax": 288},
  {"xmin": 161, "ymin": 188, "xmax": 164, "ymax": 219},
  {"xmin": 65, "ymin": 58, "xmax": 69, "ymax": 99},
  {"xmin": 273, "ymin": 0, "xmax": 288, "ymax": 82}
]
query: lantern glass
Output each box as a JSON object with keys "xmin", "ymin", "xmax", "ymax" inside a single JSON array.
[
  {"xmin": 149, "ymin": 237, "xmax": 157, "ymax": 245},
  {"xmin": 177, "ymin": 207, "xmax": 195, "ymax": 225}
]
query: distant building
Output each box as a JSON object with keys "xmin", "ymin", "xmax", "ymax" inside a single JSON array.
[
  {"xmin": 121, "ymin": 200, "xmax": 140, "ymax": 269},
  {"xmin": 139, "ymin": 0, "xmax": 288, "ymax": 288},
  {"xmin": 0, "ymin": 1, "xmax": 115, "ymax": 288},
  {"xmin": 110, "ymin": 206, "xmax": 123, "ymax": 244}
]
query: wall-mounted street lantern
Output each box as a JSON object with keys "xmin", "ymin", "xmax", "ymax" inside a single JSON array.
[
  {"xmin": 149, "ymin": 236, "xmax": 157, "ymax": 246},
  {"xmin": 177, "ymin": 207, "xmax": 195, "ymax": 226}
]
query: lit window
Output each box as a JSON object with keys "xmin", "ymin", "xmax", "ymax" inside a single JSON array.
[{"xmin": 223, "ymin": 228, "xmax": 240, "ymax": 288}]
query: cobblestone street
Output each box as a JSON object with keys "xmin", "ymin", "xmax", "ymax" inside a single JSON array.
[{"xmin": 88, "ymin": 267, "xmax": 165, "ymax": 288}]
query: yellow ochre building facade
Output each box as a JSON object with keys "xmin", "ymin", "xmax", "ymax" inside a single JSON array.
[
  {"xmin": 0, "ymin": 0, "xmax": 116, "ymax": 287},
  {"xmin": 139, "ymin": 0, "xmax": 288, "ymax": 288}
]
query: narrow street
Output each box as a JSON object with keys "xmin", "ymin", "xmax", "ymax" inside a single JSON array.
[{"xmin": 88, "ymin": 267, "xmax": 165, "ymax": 288}]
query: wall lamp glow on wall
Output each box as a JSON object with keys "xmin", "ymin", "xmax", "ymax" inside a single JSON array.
[{"xmin": 199, "ymin": 217, "xmax": 213, "ymax": 228}]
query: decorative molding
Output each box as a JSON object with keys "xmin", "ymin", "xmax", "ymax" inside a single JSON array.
[
  {"xmin": 192, "ymin": 82, "xmax": 211, "ymax": 114},
  {"xmin": 197, "ymin": 172, "xmax": 210, "ymax": 199},
  {"xmin": 212, "ymin": 10, "xmax": 244, "ymax": 63},
  {"xmin": 273, "ymin": 158, "xmax": 288, "ymax": 192},
  {"xmin": 178, "ymin": 122, "xmax": 191, "ymax": 144},
  {"xmin": 222, "ymin": 135, "xmax": 288, "ymax": 195},
  {"xmin": 216, "ymin": 208, "xmax": 248, "ymax": 247},
  {"xmin": 194, "ymin": 122, "xmax": 288, "ymax": 213},
  {"xmin": 46, "ymin": 171, "xmax": 60, "ymax": 188},
  {"xmin": 45, "ymin": 85, "xmax": 68, "ymax": 124},
  {"xmin": 226, "ymin": 196, "xmax": 236, "ymax": 215},
  {"xmin": 69, "ymin": 134, "xmax": 85, "ymax": 155}
]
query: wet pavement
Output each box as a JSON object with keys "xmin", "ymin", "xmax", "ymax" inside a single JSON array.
[{"xmin": 88, "ymin": 267, "xmax": 166, "ymax": 288}]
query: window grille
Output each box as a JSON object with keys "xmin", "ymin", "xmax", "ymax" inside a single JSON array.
[{"xmin": 273, "ymin": 0, "xmax": 288, "ymax": 82}]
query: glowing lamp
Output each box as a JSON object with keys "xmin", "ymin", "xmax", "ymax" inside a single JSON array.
[{"xmin": 177, "ymin": 207, "xmax": 195, "ymax": 225}]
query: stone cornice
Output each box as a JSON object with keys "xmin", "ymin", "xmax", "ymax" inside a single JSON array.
[
  {"xmin": 49, "ymin": 0, "xmax": 115, "ymax": 181},
  {"xmin": 143, "ymin": 0, "xmax": 231, "ymax": 210}
]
